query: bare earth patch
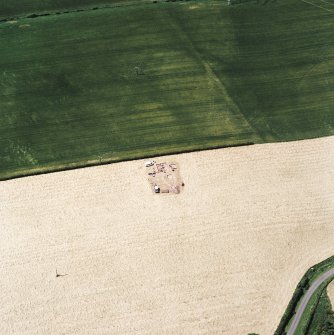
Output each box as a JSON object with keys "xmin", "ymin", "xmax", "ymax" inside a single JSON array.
[
  {"xmin": 0, "ymin": 136, "xmax": 334, "ymax": 335},
  {"xmin": 146, "ymin": 161, "xmax": 184, "ymax": 194}
]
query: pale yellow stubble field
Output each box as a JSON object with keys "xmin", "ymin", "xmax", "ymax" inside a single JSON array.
[{"xmin": 0, "ymin": 136, "xmax": 334, "ymax": 335}]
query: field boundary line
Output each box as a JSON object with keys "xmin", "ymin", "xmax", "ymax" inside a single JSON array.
[
  {"xmin": 0, "ymin": 141, "xmax": 255, "ymax": 182},
  {"xmin": 301, "ymin": 0, "xmax": 334, "ymax": 13},
  {"xmin": 0, "ymin": 0, "xmax": 164, "ymax": 24}
]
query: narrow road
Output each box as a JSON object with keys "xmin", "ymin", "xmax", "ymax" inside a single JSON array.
[{"xmin": 286, "ymin": 268, "xmax": 334, "ymax": 335}]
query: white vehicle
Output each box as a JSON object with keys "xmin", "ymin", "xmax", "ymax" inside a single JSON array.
[{"xmin": 145, "ymin": 160, "xmax": 155, "ymax": 167}]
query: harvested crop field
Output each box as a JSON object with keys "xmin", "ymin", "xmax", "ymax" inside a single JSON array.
[{"xmin": 1, "ymin": 136, "xmax": 334, "ymax": 335}]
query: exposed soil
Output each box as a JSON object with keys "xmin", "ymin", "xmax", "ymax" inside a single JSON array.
[{"xmin": 146, "ymin": 161, "xmax": 184, "ymax": 194}]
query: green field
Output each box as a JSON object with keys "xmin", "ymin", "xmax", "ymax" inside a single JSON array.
[{"xmin": 0, "ymin": 0, "xmax": 334, "ymax": 180}]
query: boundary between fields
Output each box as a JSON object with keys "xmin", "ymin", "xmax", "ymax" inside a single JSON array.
[
  {"xmin": 0, "ymin": 0, "xmax": 205, "ymax": 24},
  {"xmin": 0, "ymin": 1, "xmax": 151, "ymax": 23},
  {"xmin": 0, "ymin": 141, "xmax": 254, "ymax": 182}
]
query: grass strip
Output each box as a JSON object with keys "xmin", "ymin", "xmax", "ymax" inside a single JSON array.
[{"xmin": 275, "ymin": 256, "xmax": 334, "ymax": 335}]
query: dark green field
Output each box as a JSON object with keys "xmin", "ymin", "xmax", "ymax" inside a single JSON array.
[{"xmin": 0, "ymin": 0, "xmax": 333, "ymax": 180}]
